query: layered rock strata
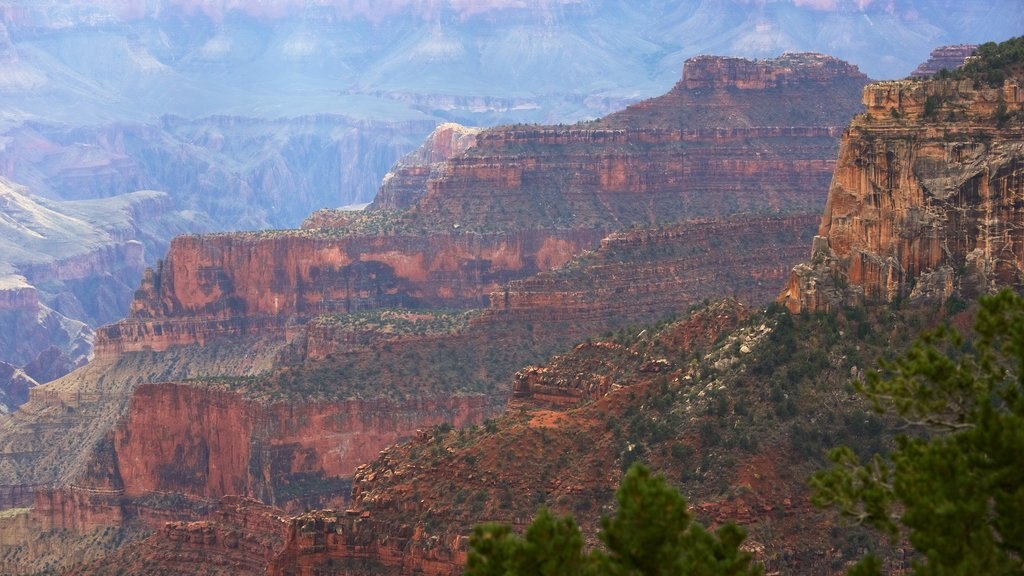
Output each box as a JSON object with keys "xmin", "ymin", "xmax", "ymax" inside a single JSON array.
[
  {"xmin": 0, "ymin": 52, "xmax": 871, "ymax": 572},
  {"xmin": 781, "ymin": 78, "xmax": 1024, "ymax": 312},
  {"xmin": 909, "ymin": 45, "xmax": 978, "ymax": 79},
  {"xmin": 370, "ymin": 123, "xmax": 483, "ymax": 211},
  {"xmin": 485, "ymin": 215, "xmax": 817, "ymax": 340},
  {"xmin": 98, "ymin": 54, "xmax": 866, "ymax": 356},
  {"xmin": 95, "ymin": 228, "xmax": 603, "ymax": 355}
]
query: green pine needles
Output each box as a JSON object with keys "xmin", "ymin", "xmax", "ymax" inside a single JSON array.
[
  {"xmin": 811, "ymin": 289, "xmax": 1024, "ymax": 575},
  {"xmin": 465, "ymin": 463, "xmax": 761, "ymax": 576}
]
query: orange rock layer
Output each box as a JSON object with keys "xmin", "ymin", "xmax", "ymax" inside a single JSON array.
[
  {"xmin": 96, "ymin": 229, "xmax": 602, "ymax": 355},
  {"xmin": 32, "ymin": 383, "xmax": 502, "ymax": 534},
  {"xmin": 781, "ymin": 78, "xmax": 1024, "ymax": 312}
]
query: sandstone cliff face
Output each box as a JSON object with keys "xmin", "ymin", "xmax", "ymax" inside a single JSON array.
[
  {"xmin": 484, "ymin": 215, "xmax": 817, "ymax": 340},
  {"xmin": 96, "ymin": 228, "xmax": 602, "ymax": 355},
  {"xmin": 780, "ymin": 78, "xmax": 1024, "ymax": 312},
  {"xmin": 29, "ymin": 383, "xmax": 501, "ymax": 534},
  {"xmin": 909, "ymin": 45, "xmax": 978, "ymax": 79},
  {"xmin": 259, "ymin": 302, "xmax": 796, "ymax": 576},
  {"xmin": 370, "ymin": 123, "xmax": 482, "ymax": 211},
  {"xmin": 0, "ymin": 52, "xmax": 872, "ymax": 573},
  {"xmin": 682, "ymin": 53, "xmax": 865, "ymax": 91},
  {"xmin": 97, "ymin": 53, "xmax": 866, "ymax": 354},
  {"xmin": 392, "ymin": 54, "xmax": 866, "ymax": 233}
]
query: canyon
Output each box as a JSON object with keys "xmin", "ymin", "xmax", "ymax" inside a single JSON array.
[
  {"xmin": 0, "ymin": 52, "xmax": 871, "ymax": 573},
  {"xmin": 0, "ymin": 183, "xmax": 212, "ymax": 409},
  {"xmin": 60, "ymin": 45, "xmax": 1024, "ymax": 575},
  {"xmin": 230, "ymin": 59, "xmax": 1024, "ymax": 576},
  {"xmin": 1, "ymin": 0, "xmax": 1014, "ymax": 385}
]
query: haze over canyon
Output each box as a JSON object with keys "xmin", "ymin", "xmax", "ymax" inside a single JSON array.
[{"xmin": 0, "ymin": 2, "xmax": 1021, "ymax": 574}]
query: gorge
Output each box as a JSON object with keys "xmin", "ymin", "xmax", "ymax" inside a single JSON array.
[{"xmin": 0, "ymin": 52, "xmax": 875, "ymax": 573}]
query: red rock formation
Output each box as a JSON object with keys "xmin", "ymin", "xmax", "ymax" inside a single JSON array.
[
  {"xmin": 683, "ymin": 53, "xmax": 865, "ymax": 90},
  {"xmin": 509, "ymin": 297, "xmax": 745, "ymax": 410},
  {"xmin": 95, "ymin": 52, "xmax": 866, "ymax": 356},
  {"xmin": 909, "ymin": 45, "xmax": 978, "ymax": 79},
  {"xmin": 0, "ymin": 52, "xmax": 871, "ymax": 572},
  {"xmin": 96, "ymin": 229, "xmax": 603, "ymax": 355},
  {"xmin": 780, "ymin": 77, "xmax": 1024, "ymax": 312},
  {"xmin": 393, "ymin": 54, "xmax": 866, "ymax": 233},
  {"xmin": 65, "ymin": 497, "xmax": 288, "ymax": 576},
  {"xmin": 371, "ymin": 123, "xmax": 482, "ymax": 211},
  {"xmin": 31, "ymin": 383, "xmax": 502, "ymax": 533},
  {"xmin": 486, "ymin": 215, "xmax": 817, "ymax": 334}
]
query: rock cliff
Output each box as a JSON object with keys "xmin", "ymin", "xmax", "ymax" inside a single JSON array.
[
  {"xmin": 909, "ymin": 45, "xmax": 978, "ymax": 79},
  {"xmin": 682, "ymin": 53, "xmax": 866, "ymax": 91},
  {"xmin": 370, "ymin": 123, "xmax": 483, "ymax": 211},
  {"xmin": 381, "ymin": 53, "xmax": 865, "ymax": 233},
  {"xmin": 485, "ymin": 215, "xmax": 818, "ymax": 339},
  {"xmin": 0, "ymin": 52, "xmax": 870, "ymax": 573},
  {"xmin": 95, "ymin": 227, "xmax": 603, "ymax": 355},
  {"xmin": 98, "ymin": 53, "xmax": 865, "ymax": 355},
  {"xmin": 780, "ymin": 76, "xmax": 1024, "ymax": 312}
]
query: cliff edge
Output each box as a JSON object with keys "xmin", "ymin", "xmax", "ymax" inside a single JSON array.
[{"xmin": 781, "ymin": 69, "xmax": 1024, "ymax": 312}]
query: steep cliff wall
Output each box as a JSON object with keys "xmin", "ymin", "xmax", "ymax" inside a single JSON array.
[
  {"xmin": 484, "ymin": 215, "xmax": 817, "ymax": 336},
  {"xmin": 682, "ymin": 53, "xmax": 866, "ymax": 91},
  {"xmin": 96, "ymin": 228, "xmax": 602, "ymax": 355},
  {"xmin": 29, "ymin": 383, "xmax": 501, "ymax": 535},
  {"xmin": 389, "ymin": 54, "xmax": 866, "ymax": 233},
  {"xmin": 780, "ymin": 77, "xmax": 1024, "ymax": 312},
  {"xmin": 97, "ymin": 53, "xmax": 866, "ymax": 355},
  {"xmin": 371, "ymin": 123, "xmax": 482, "ymax": 211}
]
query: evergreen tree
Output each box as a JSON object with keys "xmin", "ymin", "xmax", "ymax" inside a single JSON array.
[
  {"xmin": 466, "ymin": 464, "xmax": 762, "ymax": 575},
  {"xmin": 811, "ymin": 289, "xmax": 1024, "ymax": 574}
]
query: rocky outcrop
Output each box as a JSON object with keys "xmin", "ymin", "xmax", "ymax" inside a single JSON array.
[
  {"xmin": 396, "ymin": 53, "xmax": 866, "ymax": 233},
  {"xmin": 485, "ymin": 215, "xmax": 818, "ymax": 339},
  {"xmin": 909, "ymin": 45, "xmax": 978, "ymax": 79},
  {"xmin": 511, "ymin": 301, "xmax": 748, "ymax": 409},
  {"xmin": 63, "ymin": 496, "xmax": 288, "ymax": 576},
  {"xmin": 96, "ymin": 228, "xmax": 603, "ymax": 355},
  {"xmin": 682, "ymin": 53, "xmax": 866, "ymax": 91},
  {"xmin": 780, "ymin": 77, "xmax": 1024, "ymax": 312},
  {"xmin": 371, "ymin": 123, "xmax": 482, "ymax": 211}
]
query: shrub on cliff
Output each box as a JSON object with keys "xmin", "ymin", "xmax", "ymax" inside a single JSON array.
[
  {"xmin": 949, "ymin": 35, "xmax": 1024, "ymax": 87},
  {"xmin": 466, "ymin": 463, "xmax": 762, "ymax": 575},
  {"xmin": 811, "ymin": 289, "xmax": 1024, "ymax": 575}
]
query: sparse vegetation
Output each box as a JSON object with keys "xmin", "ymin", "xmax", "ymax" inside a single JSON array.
[
  {"xmin": 949, "ymin": 36, "xmax": 1024, "ymax": 87},
  {"xmin": 466, "ymin": 463, "xmax": 761, "ymax": 576},
  {"xmin": 812, "ymin": 289, "xmax": 1024, "ymax": 574}
]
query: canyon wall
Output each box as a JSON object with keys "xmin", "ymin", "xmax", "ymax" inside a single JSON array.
[
  {"xmin": 98, "ymin": 52, "xmax": 867, "ymax": 355},
  {"xmin": 682, "ymin": 53, "xmax": 866, "ymax": 90},
  {"xmin": 371, "ymin": 123, "xmax": 483, "ymax": 211},
  {"xmin": 0, "ymin": 52, "xmax": 871, "ymax": 573},
  {"xmin": 31, "ymin": 383, "xmax": 501, "ymax": 533},
  {"xmin": 96, "ymin": 228, "xmax": 602, "ymax": 355},
  {"xmin": 781, "ymin": 78, "xmax": 1024, "ymax": 312},
  {"xmin": 393, "ymin": 54, "xmax": 866, "ymax": 233},
  {"xmin": 484, "ymin": 215, "xmax": 818, "ymax": 335}
]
